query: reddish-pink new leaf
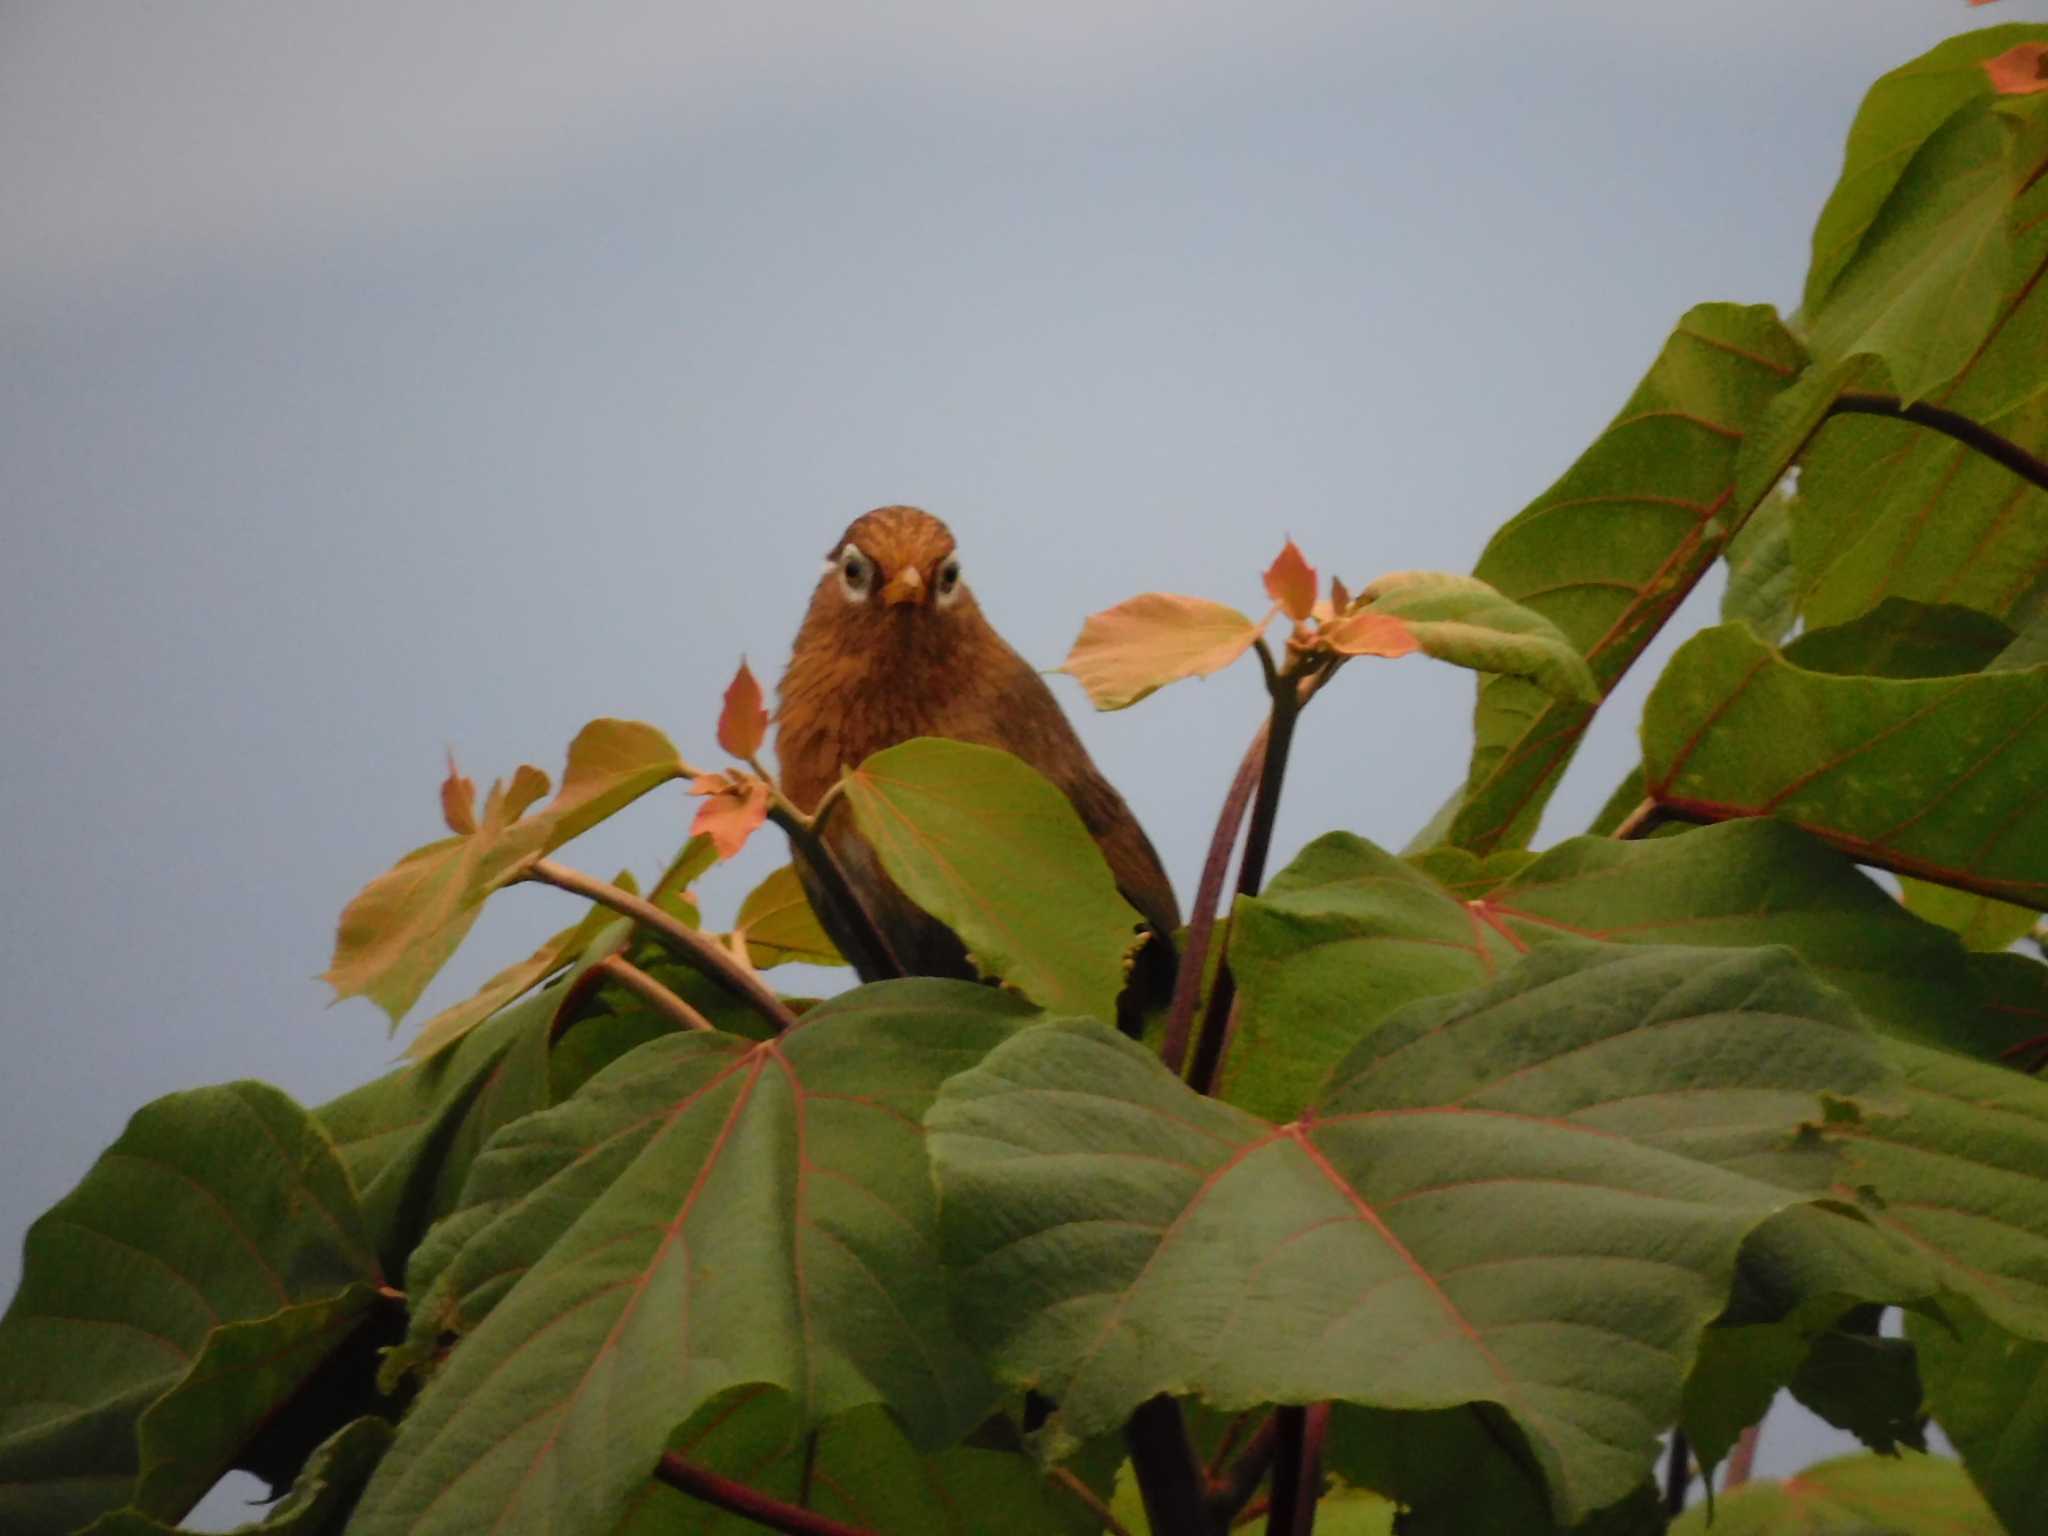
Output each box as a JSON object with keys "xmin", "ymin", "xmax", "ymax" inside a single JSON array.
[
  {"xmin": 1263, "ymin": 540, "xmax": 1319, "ymax": 623},
  {"xmin": 718, "ymin": 657, "xmax": 771, "ymax": 759},
  {"xmin": 1984, "ymin": 42, "xmax": 2048, "ymax": 94},
  {"xmin": 691, "ymin": 771, "xmax": 771, "ymax": 859},
  {"xmin": 1323, "ymin": 610, "xmax": 1420, "ymax": 659}
]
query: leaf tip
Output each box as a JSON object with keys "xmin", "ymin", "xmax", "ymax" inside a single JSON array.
[
  {"xmin": 1263, "ymin": 538, "xmax": 1319, "ymax": 622},
  {"xmin": 717, "ymin": 656, "xmax": 771, "ymax": 759}
]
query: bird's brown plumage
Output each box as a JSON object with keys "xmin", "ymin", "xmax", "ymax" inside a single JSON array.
[{"xmin": 776, "ymin": 506, "xmax": 1180, "ymax": 1016}]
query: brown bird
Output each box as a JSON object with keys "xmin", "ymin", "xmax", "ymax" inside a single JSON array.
[{"xmin": 776, "ymin": 505, "xmax": 1180, "ymax": 1027}]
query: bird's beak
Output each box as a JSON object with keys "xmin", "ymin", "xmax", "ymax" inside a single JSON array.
[{"xmin": 882, "ymin": 566, "xmax": 927, "ymax": 607}]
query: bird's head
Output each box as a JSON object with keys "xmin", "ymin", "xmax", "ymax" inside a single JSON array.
[{"xmin": 810, "ymin": 505, "xmax": 976, "ymax": 627}]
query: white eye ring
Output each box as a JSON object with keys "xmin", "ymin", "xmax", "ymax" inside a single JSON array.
[
  {"xmin": 835, "ymin": 544, "xmax": 872, "ymax": 603},
  {"xmin": 935, "ymin": 557, "xmax": 963, "ymax": 607}
]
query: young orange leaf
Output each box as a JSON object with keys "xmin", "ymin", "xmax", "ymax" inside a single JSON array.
[
  {"xmin": 1330, "ymin": 575, "xmax": 1353, "ymax": 616},
  {"xmin": 717, "ymin": 657, "xmax": 770, "ymax": 759},
  {"xmin": 1984, "ymin": 42, "xmax": 2048, "ymax": 95},
  {"xmin": 440, "ymin": 753, "xmax": 478, "ymax": 835},
  {"xmin": 690, "ymin": 772, "xmax": 771, "ymax": 860},
  {"xmin": 1059, "ymin": 593, "xmax": 1266, "ymax": 710},
  {"xmin": 1325, "ymin": 610, "xmax": 1420, "ymax": 658},
  {"xmin": 1263, "ymin": 539, "xmax": 1318, "ymax": 622}
]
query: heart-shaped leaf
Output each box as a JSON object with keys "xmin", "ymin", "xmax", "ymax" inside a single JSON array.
[{"xmin": 930, "ymin": 944, "xmax": 1889, "ymax": 1522}]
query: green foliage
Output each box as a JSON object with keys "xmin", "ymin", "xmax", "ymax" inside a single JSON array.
[
  {"xmin": 8, "ymin": 23, "xmax": 2048, "ymax": 1535},
  {"xmin": 842, "ymin": 739, "xmax": 1143, "ymax": 1021},
  {"xmin": 1643, "ymin": 624, "xmax": 2048, "ymax": 908}
]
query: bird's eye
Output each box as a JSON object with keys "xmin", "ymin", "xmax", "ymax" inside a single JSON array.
[
  {"xmin": 838, "ymin": 546, "xmax": 872, "ymax": 601},
  {"xmin": 936, "ymin": 558, "xmax": 963, "ymax": 606}
]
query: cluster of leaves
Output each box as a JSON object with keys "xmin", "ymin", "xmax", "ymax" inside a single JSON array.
[{"xmin": 7, "ymin": 22, "xmax": 2048, "ymax": 1536}]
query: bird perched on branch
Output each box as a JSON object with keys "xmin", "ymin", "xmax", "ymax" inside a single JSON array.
[{"xmin": 776, "ymin": 505, "xmax": 1180, "ymax": 1025}]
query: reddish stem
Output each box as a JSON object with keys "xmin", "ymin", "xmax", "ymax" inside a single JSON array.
[
  {"xmin": 654, "ymin": 1453, "xmax": 877, "ymax": 1536},
  {"xmin": 1207, "ymin": 1412, "xmax": 1281, "ymax": 1526},
  {"xmin": 1724, "ymin": 1423, "xmax": 1761, "ymax": 1490},
  {"xmin": 1161, "ymin": 722, "xmax": 1268, "ymax": 1075}
]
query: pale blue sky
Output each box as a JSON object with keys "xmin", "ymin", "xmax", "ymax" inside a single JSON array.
[{"xmin": 2, "ymin": 2, "xmax": 2031, "ymax": 1521}]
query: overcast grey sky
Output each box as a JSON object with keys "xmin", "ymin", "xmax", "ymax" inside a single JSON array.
[{"xmin": 2, "ymin": 2, "xmax": 2032, "ymax": 1522}]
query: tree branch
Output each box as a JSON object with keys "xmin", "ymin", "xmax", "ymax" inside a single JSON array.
[
  {"xmin": 1126, "ymin": 1395, "xmax": 1220, "ymax": 1536},
  {"xmin": 1610, "ymin": 798, "xmax": 1668, "ymax": 841},
  {"xmin": 1663, "ymin": 1428, "xmax": 1692, "ymax": 1517},
  {"xmin": 1160, "ymin": 721, "xmax": 1268, "ymax": 1076},
  {"xmin": 1830, "ymin": 392, "xmax": 2048, "ymax": 495},
  {"xmin": 524, "ymin": 859, "xmax": 801, "ymax": 1033},
  {"xmin": 654, "ymin": 1453, "xmax": 877, "ymax": 1536},
  {"xmin": 590, "ymin": 954, "xmax": 717, "ymax": 1032}
]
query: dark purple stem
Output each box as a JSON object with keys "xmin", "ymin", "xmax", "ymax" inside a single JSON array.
[
  {"xmin": 654, "ymin": 1453, "xmax": 876, "ymax": 1536},
  {"xmin": 1187, "ymin": 681, "xmax": 1304, "ymax": 1098},
  {"xmin": 1829, "ymin": 392, "xmax": 2048, "ymax": 494},
  {"xmin": 1126, "ymin": 1395, "xmax": 1221, "ymax": 1536},
  {"xmin": 1160, "ymin": 721, "xmax": 1269, "ymax": 1076},
  {"xmin": 1264, "ymin": 1404, "xmax": 1328, "ymax": 1536}
]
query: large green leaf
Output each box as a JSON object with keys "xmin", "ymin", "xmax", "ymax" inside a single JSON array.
[
  {"xmin": 930, "ymin": 945, "xmax": 1890, "ymax": 1522},
  {"xmin": 1668, "ymin": 1451, "xmax": 2001, "ymax": 1536},
  {"xmin": 1792, "ymin": 103, "xmax": 2048, "ymax": 631},
  {"xmin": 128, "ymin": 1284, "xmax": 391, "ymax": 1521},
  {"xmin": 1720, "ymin": 483, "xmax": 1799, "ymax": 644},
  {"xmin": 0, "ymin": 1083, "xmax": 382, "ymax": 1535},
  {"xmin": 1328, "ymin": 571, "xmax": 1597, "ymax": 702},
  {"xmin": 843, "ymin": 738, "xmax": 1143, "ymax": 1021},
  {"xmin": 78, "ymin": 1417, "xmax": 393, "ymax": 1536},
  {"xmin": 1834, "ymin": 1037, "xmax": 2048, "ymax": 1340},
  {"xmin": 1222, "ymin": 834, "xmax": 1518, "ymax": 1121},
  {"xmin": 1804, "ymin": 25, "xmax": 2048, "ymax": 312},
  {"xmin": 315, "ymin": 936, "xmax": 613, "ymax": 1275},
  {"xmin": 1449, "ymin": 304, "xmax": 1806, "ymax": 853},
  {"xmin": 1783, "ymin": 597, "xmax": 2015, "ymax": 679},
  {"xmin": 1641, "ymin": 623, "xmax": 2048, "ymax": 909},
  {"xmin": 612, "ymin": 1389, "xmax": 1096, "ymax": 1536},
  {"xmin": 349, "ymin": 981, "xmax": 1037, "ymax": 1536},
  {"xmin": 1227, "ymin": 820, "xmax": 1984, "ymax": 1121},
  {"xmin": 1805, "ymin": 97, "xmax": 2016, "ymax": 405},
  {"xmin": 1911, "ymin": 1299, "xmax": 2048, "ymax": 1536}
]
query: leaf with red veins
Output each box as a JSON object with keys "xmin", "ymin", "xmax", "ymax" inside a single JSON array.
[
  {"xmin": 929, "ymin": 946, "xmax": 1892, "ymax": 1524},
  {"xmin": 1263, "ymin": 539, "xmax": 1319, "ymax": 623},
  {"xmin": 717, "ymin": 657, "xmax": 771, "ymax": 759},
  {"xmin": 348, "ymin": 982, "xmax": 1036, "ymax": 1536},
  {"xmin": 691, "ymin": 771, "xmax": 771, "ymax": 860}
]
